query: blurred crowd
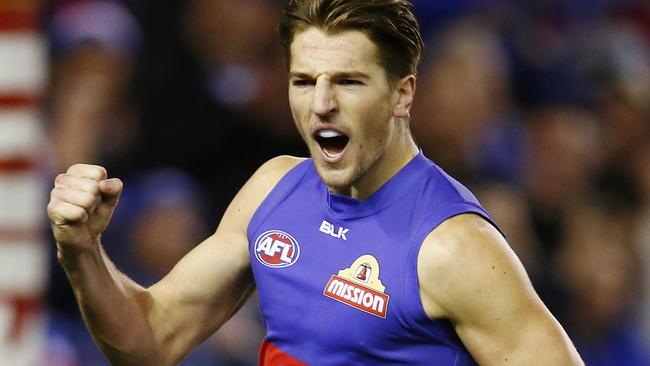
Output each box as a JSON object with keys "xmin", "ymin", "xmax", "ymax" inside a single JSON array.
[{"xmin": 2, "ymin": 0, "xmax": 649, "ymax": 364}]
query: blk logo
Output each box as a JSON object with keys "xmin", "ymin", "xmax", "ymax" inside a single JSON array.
[
  {"xmin": 254, "ymin": 230, "xmax": 300, "ymax": 268},
  {"xmin": 319, "ymin": 220, "xmax": 349, "ymax": 240}
]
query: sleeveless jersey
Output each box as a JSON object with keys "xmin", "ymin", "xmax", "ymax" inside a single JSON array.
[{"xmin": 248, "ymin": 152, "xmax": 498, "ymax": 365}]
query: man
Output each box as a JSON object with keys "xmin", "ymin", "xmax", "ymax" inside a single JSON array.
[{"xmin": 47, "ymin": 0, "xmax": 584, "ymax": 365}]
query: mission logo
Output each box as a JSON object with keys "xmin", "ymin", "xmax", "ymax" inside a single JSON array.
[
  {"xmin": 323, "ymin": 255, "xmax": 390, "ymax": 318},
  {"xmin": 254, "ymin": 230, "xmax": 300, "ymax": 268}
]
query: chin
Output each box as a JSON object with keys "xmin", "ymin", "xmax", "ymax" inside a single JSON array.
[{"xmin": 314, "ymin": 164, "xmax": 355, "ymax": 193}]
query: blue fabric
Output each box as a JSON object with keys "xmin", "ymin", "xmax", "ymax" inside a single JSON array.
[
  {"xmin": 577, "ymin": 324, "xmax": 650, "ymax": 366},
  {"xmin": 248, "ymin": 152, "xmax": 498, "ymax": 365}
]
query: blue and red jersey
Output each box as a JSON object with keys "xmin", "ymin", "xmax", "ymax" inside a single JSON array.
[{"xmin": 248, "ymin": 152, "xmax": 497, "ymax": 365}]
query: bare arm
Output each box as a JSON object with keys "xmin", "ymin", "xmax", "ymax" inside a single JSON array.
[
  {"xmin": 47, "ymin": 157, "xmax": 302, "ymax": 365},
  {"xmin": 417, "ymin": 214, "xmax": 583, "ymax": 365}
]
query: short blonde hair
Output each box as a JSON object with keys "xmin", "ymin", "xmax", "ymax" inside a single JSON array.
[{"xmin": 279, "ymin": 0, "xmax": 424, "ymax": 81}]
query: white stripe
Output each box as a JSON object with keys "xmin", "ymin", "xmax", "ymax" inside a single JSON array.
[
  {"xmin": 0, "ymin": 108, "xmax": 44, "ymax": 156},
  {"xmin": 0, "ymin": 242, "xmax": 47, "ymax": 295},
  {"xmin": 0, "ymin": 33, "xmax": 47, "ymax": 93},
  {"xmin": 0, "ymin": 173, "xmax": 47, "ymax": 227},
  {"xmin": 0, "ymin": 303, "xmax": 12, "ymax": 341},
  {"xmin": 0, "ymin": 303, "xmax": 45, "ymax": 364}
]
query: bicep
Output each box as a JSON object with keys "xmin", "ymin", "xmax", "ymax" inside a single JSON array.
[
  {"xmin": 142, "ymin": 156, "xmax": 303, "ymax": 363},
  {"xmin": 418, "ymin": 214, "xmax": 582, "ymax": 365},
  {"xmin": 147, "ymin": 227, "xmax": 254, "ymax": 363}
]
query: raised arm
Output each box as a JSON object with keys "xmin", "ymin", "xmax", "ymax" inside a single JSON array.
[
  {"xmin": 47, "ymin": 157, "xmax": 302, "ymax": 365},
  {"xmin": 417, "ymin": 214, "xmax": 583, "ymax": 366}
]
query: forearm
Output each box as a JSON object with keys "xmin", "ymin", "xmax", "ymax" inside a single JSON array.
[{"xmin": 58, "ymin": 240, "xmax": 164, "ymax": 365}]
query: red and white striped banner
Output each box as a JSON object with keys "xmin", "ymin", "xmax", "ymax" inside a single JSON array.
[{"xmin": 0, "ymin": 0, "xmax": 48, "ymax": 364}]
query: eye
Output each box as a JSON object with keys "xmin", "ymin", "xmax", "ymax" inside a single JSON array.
[
  {"xmin": 292, "ymin": 79, "xmax": 315, "ymax": 87},
  {"xmin": 338, "ymin": 78, "xmax": 362, "ymax": 86}
]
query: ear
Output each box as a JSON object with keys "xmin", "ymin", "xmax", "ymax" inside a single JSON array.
[{"xmin": 393, "ymin": 74, "xmax": 416, "ymax": 119}]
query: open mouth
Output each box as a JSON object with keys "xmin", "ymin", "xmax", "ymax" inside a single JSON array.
[{"xmin": 314, "ymin": 129, "xmax": 350, "ymax": 159}]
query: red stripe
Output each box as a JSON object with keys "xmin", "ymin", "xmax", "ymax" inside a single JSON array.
[
  {"xmin": 0, "ymin": 94, "xmax": 40, "ymax": 108},
  {"xmin": 259, "ymin": 341, "xmax": 308, "ymax": 366},
  {"xmin": 0, "ymin": 158, "xmax": 36, "ymax": 172},
  {"xmin": 1, "ymin": 295, "xmax": 42, "ymax": 342},
  {"xmin": 0, "ymin": 11, "xmax": 38, "ymax": 31}
]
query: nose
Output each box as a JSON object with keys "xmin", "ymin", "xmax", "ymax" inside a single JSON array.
[{"xmin": 311, "ymin": 77, "xmax": 337, "ymax": 118}]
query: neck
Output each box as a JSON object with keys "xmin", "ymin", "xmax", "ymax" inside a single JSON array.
[{"xmin": 332, "ymin": 126, "xmax": 418, "ymax": 200}]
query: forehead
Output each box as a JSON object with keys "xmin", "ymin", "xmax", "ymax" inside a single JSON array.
[{"xmin": 289, "ymin": 27, "xmax": 383, "ymax": 75}]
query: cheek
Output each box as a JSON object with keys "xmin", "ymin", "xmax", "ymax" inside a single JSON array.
[
  {"xmin": 288, "ymin": 93, "xmax": 299, "ymax": 117},
  {"xmin": 352, "ymin": 124, "xmax": 388, "ymax": 155},
  {"xmin": 358, "ymin": 105, "xmax": 393, "ymax": 141},
  {"xmin": 289, "ymin": 95, "xmax": 308, "ymax": 127},
  {"xmin": 292, "ymin": 117, "xmax": 309, "ymax": 142}
]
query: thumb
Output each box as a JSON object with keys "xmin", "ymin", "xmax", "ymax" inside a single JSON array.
[{"xmin": 99, "ymin": 178, "xmax": 123, "ymax": 208}]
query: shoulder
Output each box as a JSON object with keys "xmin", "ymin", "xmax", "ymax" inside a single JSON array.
[
  {"xmin": 417, "ymin": 213, "xmax": 526, "ymax": 319},
  {"xmin": 244, "ymin": 155, "xmax": 306, "ymax": 201},
  {"xmin": 425, "ymin": 163, "xmax": 485, "ymax": 208},
  {"xmin": 422, "ymin": 213, "xmax": 503, "ymax": 255},
  {"xmin": 416, "ymin": 216, "xmax": 584, "ymax": 365},
  {"xmin": 252, "ymin": 155, "xmax": 307, "ymax": 185},
  {"xmin": 226, "ymin": 156, "xmax": 306, "ymax": 229},
  {"xmin": 417, "ymin": 214, "xmax": 508, "ymax": 282}
]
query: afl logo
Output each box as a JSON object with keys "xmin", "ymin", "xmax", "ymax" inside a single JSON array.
[{"xmin": 254, "ymin": 230, "xmax": 300, "ymax": 268}]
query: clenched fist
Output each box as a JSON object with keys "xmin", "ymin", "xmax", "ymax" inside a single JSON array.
[{"xmin": 47, "ymin": 164, "xmax": 123, "ymax": 252}]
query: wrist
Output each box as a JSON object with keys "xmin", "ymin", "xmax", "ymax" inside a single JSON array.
[{"xmin": 57, "ymin": 237, "xmax": 102, "ymax": 267}]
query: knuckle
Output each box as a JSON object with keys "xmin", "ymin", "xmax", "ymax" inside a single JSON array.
[
  {"xmin": 93, "ymin": 178, "xmax": 102, "ymax": 189},
  {"xmin": 67, "ymin": 164, "xmax": 107, "ymax": 180},
  {"xmin": 47, "ymin": 204, "xmax": 67, "ymax": 223},
  {"xmin": 46, "ymin": 201, "xmax": 57, "ymax": 214},
  {"xmin": 87, "ymin": 165, "xmax": 107, "ymax": 180},
  {"xmin": 85, "ymin": 180, "xmax": 101, "ymax": 195},
  {"xmin": 50, "ymin": 189, "xmax": 66, "ymax": 204},
  {"xmin": 51, "ymin": 187, "xmax": 70, "ymax": 202},
  {"xmin": 97, "ymin": 166, "xmax": 108, "ymax": 177},
  {"xmin": 66, "ymin": 164, "xmax": 81, "ymax": 174},
  {"xmin": 80, "ymin": 192, "xmax": 96, "ymax": 207},
  {"xmin": 71, "ymin": 206, "xmax": 87, "ymax": 221},
  {"xmin": 59, "ymin": 204, "xmax": 86, "ymax": 223},
  {"xmin": 54, "ymin": 173, "xmax": 67, "ymax": 186}
]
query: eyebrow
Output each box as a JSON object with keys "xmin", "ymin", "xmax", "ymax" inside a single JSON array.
[{"xmin": 289, "ymin": 71, "xmax": 370, "ymax": 80}]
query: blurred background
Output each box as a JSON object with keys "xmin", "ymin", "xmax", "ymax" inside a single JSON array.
[{"xmin": 0, "ymin": 0, "xmax": 649, "ymax": 364}]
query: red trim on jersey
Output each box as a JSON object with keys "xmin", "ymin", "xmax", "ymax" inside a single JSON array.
[{"xmin": 259, "ymin": 341, "xmax": 307, "ymax": 366}]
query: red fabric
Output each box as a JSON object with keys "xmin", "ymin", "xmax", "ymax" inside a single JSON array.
[{"xmin": 259, "ymin": 341, "xmax": 308, "ymax": 366}]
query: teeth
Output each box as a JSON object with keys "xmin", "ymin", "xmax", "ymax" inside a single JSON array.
[{"xmin": 317, "ymin": 129, "xmax": 343, "ymax": 138}]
